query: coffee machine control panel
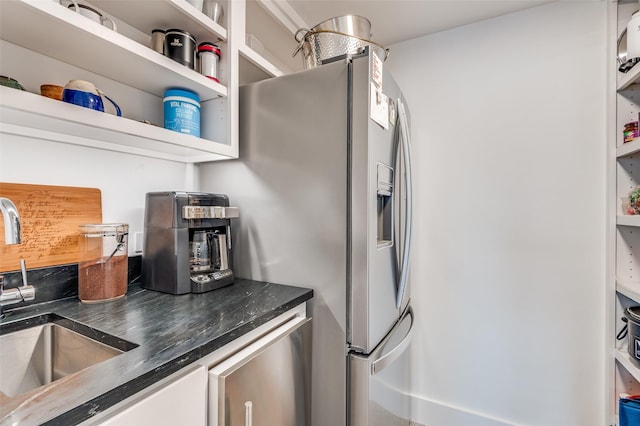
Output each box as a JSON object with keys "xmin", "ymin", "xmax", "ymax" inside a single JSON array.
[
  {"xmin": 191, "ymin": 269, "xmax": 233, "ymax": 284},
  {"xmin": 183, "ymin": 206, "xmax": 240, "ymax": 219}
]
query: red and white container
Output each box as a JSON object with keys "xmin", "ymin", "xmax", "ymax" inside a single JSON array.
[{"xmin": 197, "ymin": 42, "xmax": 221, "ymax": 82}]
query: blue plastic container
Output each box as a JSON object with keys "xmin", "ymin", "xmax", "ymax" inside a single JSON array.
[
  {"xmin": 163, "ymin": 89, "xmax": 200, "ymax": 137},
  {"xmin": 620, "ymin": 396, "xmax": 640, "ymax": 426}
]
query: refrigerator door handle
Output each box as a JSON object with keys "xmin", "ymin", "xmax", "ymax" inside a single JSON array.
[
  {"xmin": 371, "ymin": 306, "xmax": 414, "ymax": 375},
  {"xmin": 395, "ymin": 98, "xmax": 413, "ymax": 309}
]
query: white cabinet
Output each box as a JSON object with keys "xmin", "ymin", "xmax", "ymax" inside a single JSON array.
[
  {"xmin": 609, "ymin": 2, "xmax": 640, "ymax": 424},
  {"xmin": 0, "ymin": 0, "xmax": 305, "ymax": 164},
  {"xmin": 81, "ymin": 364, "xmax": 208, "ymax": 426}
]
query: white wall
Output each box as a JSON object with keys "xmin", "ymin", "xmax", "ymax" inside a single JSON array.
[{"xmin": 385, "ymin": 2, "xmax": 607, "ymax": 425}]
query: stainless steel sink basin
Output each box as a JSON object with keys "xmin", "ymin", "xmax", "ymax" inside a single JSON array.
[{"xmin": 0, "ymin": 314, "xmax": 137, "ymax": 399}]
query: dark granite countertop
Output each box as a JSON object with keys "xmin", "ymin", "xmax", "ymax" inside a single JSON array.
[{"xmin": 0, "ymin": 279, "xmax": 313, "ymax": 426}]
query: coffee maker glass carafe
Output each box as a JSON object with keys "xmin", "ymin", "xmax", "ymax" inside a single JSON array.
[
  {"xmin": 190, "ymin": 230, "xmax": 229, "ymax": 273},
  {"xmin": 190, "ymin": 230, "xmax": 213, "ymax": 272}
]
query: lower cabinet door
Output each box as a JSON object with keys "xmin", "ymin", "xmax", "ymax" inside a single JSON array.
[
  {"xmin": 208, "ymin": 317, "xmax": 312, "ymax": 426},
  {"xmin": 93, "ymin": 364, "xmax": 207, "ymax": 426}
]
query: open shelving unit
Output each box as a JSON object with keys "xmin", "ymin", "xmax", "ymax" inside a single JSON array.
[
  {"xmin": 609, "ymin": 2, "xmax": 640, "ymax": 424},
  {"xmin": 0, "ymin": 0, "xmax": 227, "ymax": 99},
  {"xmin": 0, "ymin": 0, "xmax": 306, "ymax": 164},
  {"xmin": 0, "ymin": 86, "xmax": 234, "ymax": 162}
]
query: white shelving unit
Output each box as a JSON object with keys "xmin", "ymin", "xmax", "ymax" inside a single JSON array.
[
  {"xmin": 609, "ymin": 2, "xmax": 640, "ymax": 424},
  {"xmin": 0, "ymin": 86, "xmax": 234, "ymax": 162},
  {"xmin": 0, "ymin": 0, "xmax": 306, "ymax": 164},
  {"xmin": 0, "ymin": 0, "xmax": 227, "ymax": 99}
]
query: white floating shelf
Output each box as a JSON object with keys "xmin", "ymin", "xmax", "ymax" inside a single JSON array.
[
  {"xmin": 0, "ymin": 0, "xmax": 226, "ymax": 100},
  {"xmin": 616, "ymin": 349, "xmax": 640, "ymax": 383},
  {"xmin": 617, "ymin": 279, "xmax": 640, "ymax": 303},
  {"xmin": 618, "ymin": 62, "xmax": 640, "ymax": 92},
  {"xmin": 92, "ymin": 0, "xmax": 227, "ymax": 43},
  {"xmin": 618, "ymin": 215, "xmax": 640, "ymax": 227},
  {"xmin": 0, "ymin": 86, "xmax": 235, "ymax": 163},
  {"xmin": 239, "ymin": 44, "xmax": 284, "ymax": 77},
  {"xmin": 617, "ymin": 139, "xmax": 640, "ymax": 158}
]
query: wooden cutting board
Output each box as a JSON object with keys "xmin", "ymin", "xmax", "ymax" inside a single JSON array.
[{"xmin": 0, "ymin": 183, "xmax": 102, "ymax": 272}]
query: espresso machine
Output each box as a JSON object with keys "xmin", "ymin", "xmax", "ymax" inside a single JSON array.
[{"xmin": 142, "ymin": 192, "xmax": 239, "ymax": 294}]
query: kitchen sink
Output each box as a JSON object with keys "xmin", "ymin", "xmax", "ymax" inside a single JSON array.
[{"xmin": 0, "ymin": 314, "xmax": 137, "ymax": 398}]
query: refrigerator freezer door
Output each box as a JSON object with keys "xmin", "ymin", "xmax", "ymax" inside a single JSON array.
[{"xmin": 349, "ymin": 306, "xmax": 414, "ymax": 426}]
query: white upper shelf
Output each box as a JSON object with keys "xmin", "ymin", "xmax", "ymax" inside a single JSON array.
[
  {"xmin": 616, "ymin": 349, "xmax": 640, "ymax": 383},
  {"xmin": 618, "ymin": 215, "xmax": 640, "ymax": 227},
  {"xmin": 91, "ymin": 0, "xmax": 227, "ymax": 43},
  {"xmin": 618, "ymin": 139, "xmax": 640, "ymax": 158},
  {"xmin": 618, "ymin": 62, "xmax": 640, "ymax": 91},
  {"xmin": 0, "ymin": 86, "xmax": 235, "ymax": 163},
  {"xmin": 0, "ymin": 0, "xmax": 227, "ymax": 100},
  {"xmin": 617, "ymin": 279, "xmax": 640, "ymax": 303},
  {"xmin": 239, "ymin": 45, "xmax": 284, "ymax": 77}
]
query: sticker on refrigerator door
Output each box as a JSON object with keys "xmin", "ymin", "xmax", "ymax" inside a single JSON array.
[
  {"xmin": 370, "ymin": 82, "xmax": 389, "ymax": 129},
  {"xmin": 372, "ymin": 51, "xmax": 383, "ymax": 88},
  {"xmin": 389, "ymin": 99, "xmax": 397, "ymax": 127}
]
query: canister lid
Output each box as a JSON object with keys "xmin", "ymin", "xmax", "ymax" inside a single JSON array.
[
  {"xmin": 79, "ymin": 223, "xmax": 129, "ymax": 237},
  {"xmin": 163, "ymin": 88, "xmax": 200, "ymax": 104},
  {"xmin": 197, "ymin": 42, "xmax": 221, "ymax": 57},
  {"xmin": 165, "ymin": 29, "xmax": 195, "ymax": 42},
  {"xmin": 625, "ymin": 306, "xmax": 640, "ymax": 323}
]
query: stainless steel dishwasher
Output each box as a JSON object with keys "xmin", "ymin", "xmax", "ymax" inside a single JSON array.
[{"xmin": 208, "ymin": 316, "xmax": 312, "ymax": 426}]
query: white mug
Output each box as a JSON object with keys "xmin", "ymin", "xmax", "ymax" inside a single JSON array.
[{"xmin": 60, "ymin": 0, "xmax": 117, "ymax": 32}]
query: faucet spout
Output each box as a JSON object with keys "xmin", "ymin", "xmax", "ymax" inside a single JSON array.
[{"xmin": 0, "ymin": 197, "xmax": 21, "ymax": 244}]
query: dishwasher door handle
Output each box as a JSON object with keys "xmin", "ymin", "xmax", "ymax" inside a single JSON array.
[{"xmin": 245, "ymin": 401, "xmax": 253, "ymax": 426}]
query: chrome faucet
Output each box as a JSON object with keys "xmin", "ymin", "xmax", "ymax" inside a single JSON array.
[
  {"xmin": 0, "ymin": 197, "xmax": 35, "ymax": 317},
  {"xmin": 0, "ymin": 197, "xmax": 21, "ymax": 244},
  {"xmin": 0, "ymin": 260, "xmax": 35, "ymax": 311}
]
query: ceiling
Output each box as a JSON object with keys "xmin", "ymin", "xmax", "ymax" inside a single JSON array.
[{"xmin": 285, "ymin": 0, "xmax": 553, "ymax": 46}]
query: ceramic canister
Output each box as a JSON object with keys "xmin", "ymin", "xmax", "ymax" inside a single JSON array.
[
  {"xmin": 163, "ymin": 89, "xmax": 200, "ymax": 137},
  {"xmin": 164, "ymin": 29, "xmax": 196, "ymax": 69}
]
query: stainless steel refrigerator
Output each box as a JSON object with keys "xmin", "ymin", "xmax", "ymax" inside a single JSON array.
[{"xmin": 200, "ymin": 49, "xmax": 414, "ymax": 426}]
